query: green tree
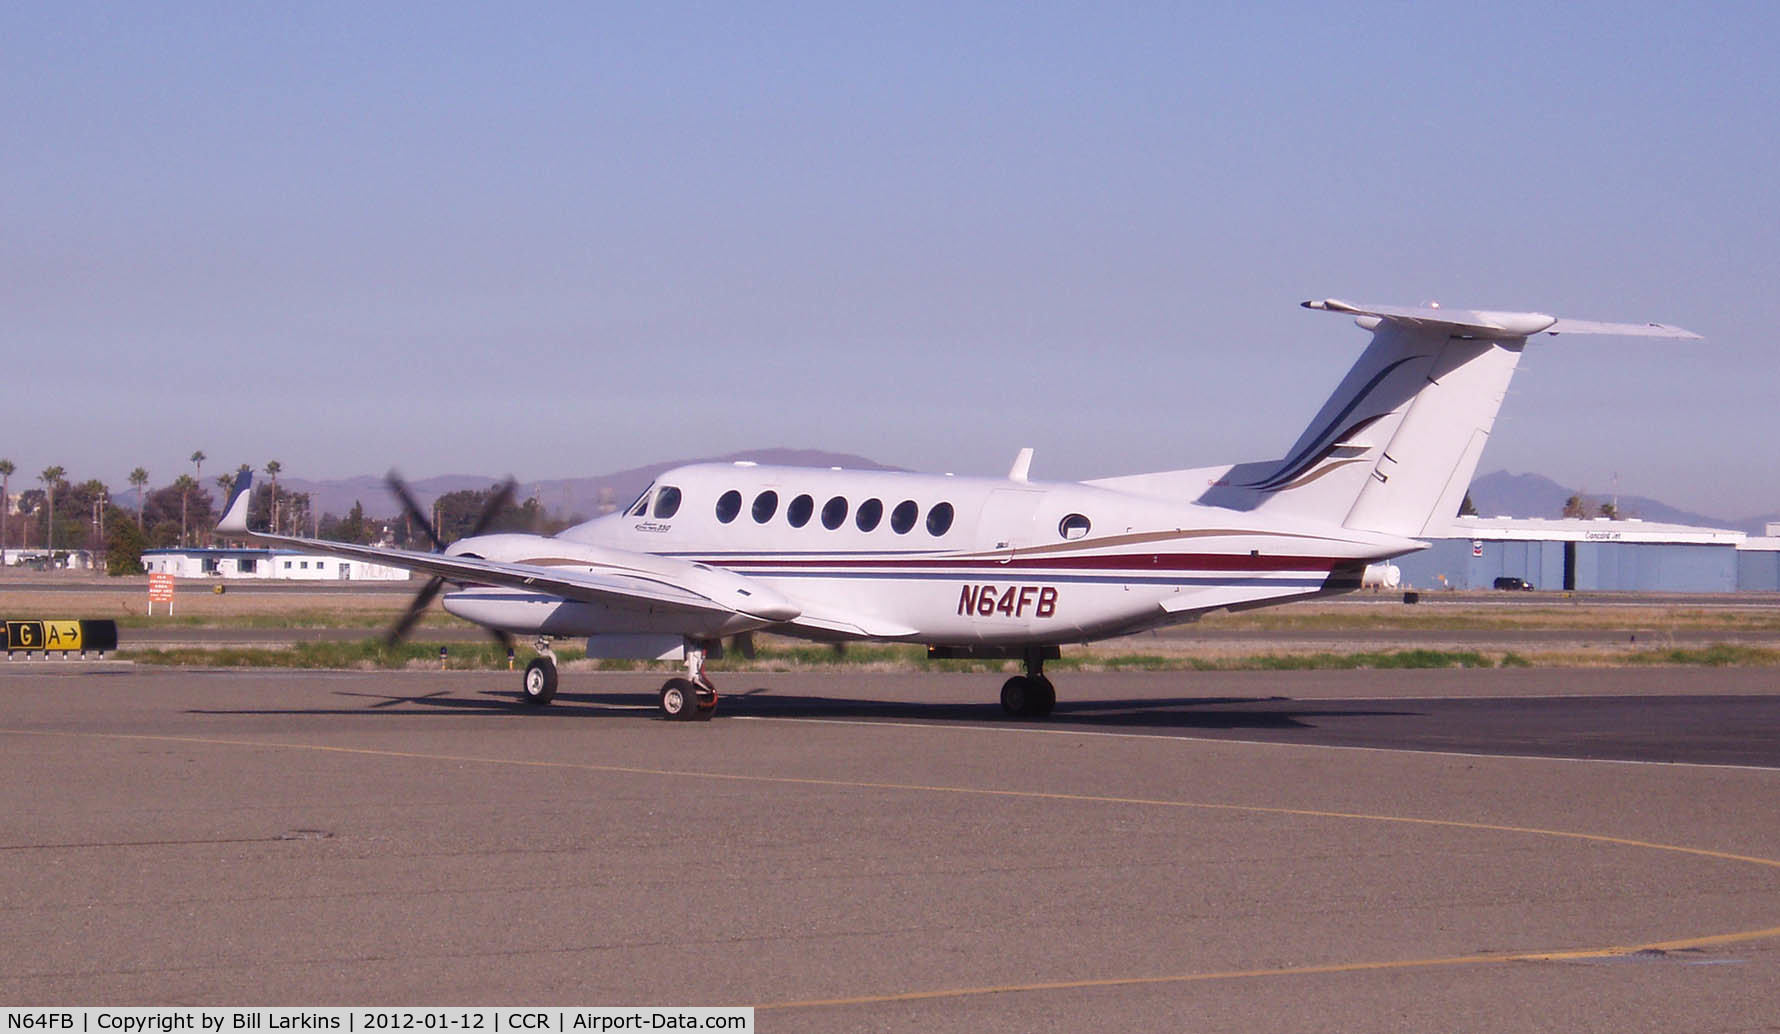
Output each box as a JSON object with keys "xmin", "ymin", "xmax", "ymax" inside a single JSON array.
[
  {"xmin": 70, "ymin": 479, "xmax": 111, "ymax": 550},
  {"xmin": 174, "ymin": 473, "xmax": 197, "ymax": 547},
  {"xmin": 281, "ymin": 489, "xmax": 313, "ymax": 538},
  {"xmin": 0, "ymin": 457, "xmax": 13, "ymax": 560},
  {"xmin": 16, "ymin": 489, "xmax": 44, "ymax": 547},
  {"xmin": 264, "ymin": 460, "xmax": 282, "ymax": 534},
  {"xmin": 1598, "ymin": 501, "xmax": 1619, "ymax": 520},
  {"xmin": 321, "ymin": 500, "xmax": 378, "ymax": 545},
  {"xmin": 148, "ymin": 477, "xmax": 216, "ymax": 549},
  {"xmin": 39, "ymin": 466, "xmax": 66, "ymax": 555},
  {"xmin": 106, "ymin": 517, "xmax": 147, "ymax": 575},
  {"xmin": 1561, "ymin": 494, "xmax": 1588, "ymax": 519},
  {"xmin": 188, "ymin": 451, "xmax": 206, "ymax": 544},
  {"xmin": 417, "ymin": 485, "xmax": 566, "ymax": 546}
]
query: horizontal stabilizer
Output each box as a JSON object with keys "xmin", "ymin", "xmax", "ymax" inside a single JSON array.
[{"xmin": 1303, "ymin": 299, "xmax": 1700, "ymax": 341}]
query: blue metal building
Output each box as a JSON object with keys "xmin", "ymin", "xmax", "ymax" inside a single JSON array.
[{"xmin": 1395, "ymin": 517, "xmax": 1761, "ymax": 592}]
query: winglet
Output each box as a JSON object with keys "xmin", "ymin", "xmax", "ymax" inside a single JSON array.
[{"xmin": 217, "ymin": 466, "xmax": 255, "ymax": 535}]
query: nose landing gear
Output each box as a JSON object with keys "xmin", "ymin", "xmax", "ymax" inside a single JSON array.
[{"xmin": 520, "ymin": 637, "xmax": 558, "ymax": 706}]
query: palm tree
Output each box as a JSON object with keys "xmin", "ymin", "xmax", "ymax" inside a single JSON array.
[
  {"xmin": 189, "ymin": 452, "xmax": 206, "ymax": 547},
  {"xmin": 39, "ymin": 466, "xmax": 65, "ymax": 556},
  {"xmin": 265, "ymin": 459, "xmax": 282, "ymax": 535},
  {"xmin": 0, "ymin": 458, "xmax": 14, "ymax": 562},
  {"xmin": 129, "ymin": 468, "xmax": 149, "ymax": 529},
  {"xmin": 175, "ymin": 473, "xmax": 197, "ymax": 548}
]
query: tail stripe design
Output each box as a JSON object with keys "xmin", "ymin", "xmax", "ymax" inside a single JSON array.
[{"xmin": 1242, "ymin": 356, "xmax": 1427, "ymax": 490}]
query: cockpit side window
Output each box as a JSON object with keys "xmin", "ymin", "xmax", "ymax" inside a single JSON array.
[{"xmin": 652, "ymin": 486, "xmax": 683, "ymax": 519}]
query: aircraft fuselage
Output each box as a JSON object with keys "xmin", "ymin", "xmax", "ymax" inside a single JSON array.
[{"xmin": 440, "ymin": 462, "xmax": 1420, "ymax": 647}]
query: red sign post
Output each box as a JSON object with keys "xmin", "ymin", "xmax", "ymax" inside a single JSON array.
[{"xmin": 148, "ymin": 573, "xmax": 175, "ymax": 615}]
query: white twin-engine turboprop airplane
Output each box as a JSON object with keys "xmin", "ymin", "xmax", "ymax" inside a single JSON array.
[{"xmin": 218, "ymin": 299, "xmax": 1698, "ymax": 720}]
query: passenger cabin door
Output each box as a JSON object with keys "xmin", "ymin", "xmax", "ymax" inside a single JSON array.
[{"xmin": 977, "ymin": 489, "xmax": 1044, "ymax": 564}]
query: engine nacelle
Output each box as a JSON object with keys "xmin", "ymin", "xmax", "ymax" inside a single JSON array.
[{"xmin": 441, "ymin": 588, "xmax": 773, "ymax": 638}]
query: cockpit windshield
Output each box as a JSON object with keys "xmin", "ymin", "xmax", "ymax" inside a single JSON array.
[{"xmin": 626, "ymin": 486, "xmax": 651, "ymax": 517}]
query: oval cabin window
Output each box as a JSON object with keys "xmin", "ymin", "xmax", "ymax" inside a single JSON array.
[
  {"xmin": 855, "ymin": 498, "xmax": 883, "ymax": 532},
  {"xmin": 890, "ymin": 500, "xmax": 918, "ymax": 534},
  {"xmin": 821, "ymin": 496, "xmax": 849, "ymax": 530},
  {"xmin": 787, "ymin": 494, "xmax": 814, "ymax": 528},
  {"xmin": 752, "ymin": 491, "xmax": 779, "ymax": 524},
  {"xmin": 926, "ymin": 502, "xmax": 955, "ymax": 536},
  {"xmin": 715, "ymin": 490, "xmax": 742, "ymax": 524}
]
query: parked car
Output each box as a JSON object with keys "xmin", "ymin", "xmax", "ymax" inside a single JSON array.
[{"xmin": 1493, "ymin": 576, "xmax": 1535, "ymax": 591}]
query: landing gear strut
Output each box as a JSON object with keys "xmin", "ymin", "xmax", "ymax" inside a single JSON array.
[
  {"xmin": 521, "ymin": 636, "xmax": 558, "ymax": 706},
  {"xmin": 660, "ymin": 638, "xmax": 718, "ymax": 721},
  {"xmin": 1000, "ymin": 647, "xmax": 1056, "ymax": 719}
]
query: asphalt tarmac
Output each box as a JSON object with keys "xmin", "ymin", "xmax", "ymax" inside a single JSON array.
[{"xmin": 2, "ymin": 664, "xmax": 1778, "ymax": 1033}]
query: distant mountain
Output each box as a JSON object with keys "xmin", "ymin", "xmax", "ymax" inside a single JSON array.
[
  {"xmin": 1468, "ymin": 470, "xmax": 1776, "ymax": 536},
  {"xmin": 281, "ymin": 449, "xmax": 903, "ymax": 521}
]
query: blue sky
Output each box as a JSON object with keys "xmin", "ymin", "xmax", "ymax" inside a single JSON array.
[{"xmin": 5, "ymin": 2, "xmax": 1776, "ymax": 516}]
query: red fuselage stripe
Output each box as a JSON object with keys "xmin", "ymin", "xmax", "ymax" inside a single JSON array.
[{"xmin": 689, "ymin": 554, "xmax": 1346, "ymax": 574}]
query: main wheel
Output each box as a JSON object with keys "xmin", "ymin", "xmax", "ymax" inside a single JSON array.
[
  {"xmin": 1000, "ymin": 675, "xmax": 1055, "ymax": 718},
  {"xmin": 660, "ymin": 677, "xmax": 700, "ymax": 721},
  {"xmin": 1000, "ymin": 676, "xmax": 1031, "ymax": 717},
  {"xmin": 521, "ymin": 657, "xmax": 558, "ymax": 706}
]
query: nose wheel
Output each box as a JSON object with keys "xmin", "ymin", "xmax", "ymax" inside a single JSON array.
[{"xmin": 519, "ymin": 639, "xmax": 559, "ymax": 706}]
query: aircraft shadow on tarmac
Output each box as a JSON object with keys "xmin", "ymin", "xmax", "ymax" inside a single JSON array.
[{"xmin": 189, "ymin": 684, "xmax": 1416, "ymax": 731}]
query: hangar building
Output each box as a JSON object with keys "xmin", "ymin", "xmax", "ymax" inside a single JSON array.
[
  {"xmin": 142, "ymin": 547, "xmax": 411, "ymax": 582},
  {"xmin": 1395, "ymin": 516, "xmax": 1769, "ymax": 592},
  {"xmin": 1737, "ymin": 527, "xmax": 1780, "ymax": 591}
]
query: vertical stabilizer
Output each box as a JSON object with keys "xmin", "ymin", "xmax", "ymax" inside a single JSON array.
[
  {"xmin": 1336, "ymin": 333, "xmax": 1522, "ymax": 537},
  {"xmin": 1223, "ymin": 299, "xmax": 1698, "ymax": 539}
]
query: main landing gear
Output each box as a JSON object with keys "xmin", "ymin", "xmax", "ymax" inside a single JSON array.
[
  {"xmin": 520, "ymin": 636, "xmax": 558, "ymax": 706},
  {"xmin": 659, "ymin": 639, "xmax": 718, "ymax": 722},
  {"xmin": 1000, "ymin": 648, "xmax": 1056, "ymax": 719}
]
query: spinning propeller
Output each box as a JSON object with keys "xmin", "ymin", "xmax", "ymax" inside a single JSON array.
[{"xmin": 384, "ymin": 472, "xmax": 519, "ymax": 651}]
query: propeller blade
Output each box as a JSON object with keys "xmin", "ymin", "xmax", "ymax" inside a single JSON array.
[
  {"xmin": 467, "ymin": 478, "xmax": 518, "ymax": 538},
  {"xmin": 385, "ymin": 575, "xmax": 446, "ymax": 646},
  {"xmin": 386, "ymin": 471, "xmax": 446, "ymax": 552}
]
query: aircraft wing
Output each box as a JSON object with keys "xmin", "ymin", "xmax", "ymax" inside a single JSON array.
[{"xmin": 214, "ymin": 473, "xmax": 799, "ymax": 625}]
